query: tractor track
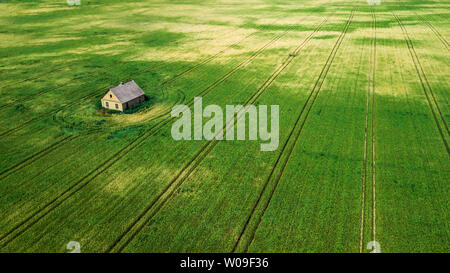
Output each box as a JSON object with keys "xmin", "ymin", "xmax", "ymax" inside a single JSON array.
[
  {"xmin": 159, "ymin": 26, "xmax": 263, "ymax": 88},
  {"xmin": 1, "ymin": 38, "xmax": 113, "ymax": 91},
  {"xmin": 0, "ymin": 21, "xmax": 247, "ymax": 92},
  {"xmin": 0, "ymin": 58, "xmax": 184, "ymax": 111},
  {"xmin": 0, "ymin": 28, "xmax": 291, "ymax": 248},
  {"xmin": 0, "ymin": 58, "xmax": 168, "ymax": 112},
  {"xmin": 416, "ymin": 13, "xmax": 449, "ymax": 52},
  {"xmin": 393, "ymin": 13, "xmax": 449, "ymax": 155},
  {"xmin": 106, "ymin": 19, "xmax": 327, "ymax": 253},
  {"xmin": 0, "ymin": 90, "xmax": 101, "ymax": 138},
  {"xmin": 52, "ymin": 26, "xmax": 267, "ymax": 131},
  {"xmin": 1, "ymin": 15, "xmax": 284, "ymax": 111},
  {"xmin": 231, "ymin": 11, "xmax": 354, "ymax": 253},
  {"xmin": 151, "ymin": 20, "xmax": 283, "ymax": 115},
  {"xmin": 0, "ymin": 23, "xmax": 269, "ymax": 138},
  {"xmin": 360, "ymin": 9, "xmax": 377, "ymax": 252},
  {"xmin": 1, "ymin": 81, "xmax": 76, "ymax": 110},
  {"xmin": 0, "ymin": 22, "xmax": 287, "ymax": 182},
  {"xmin": 0, "ymin": 135, "xmax": 79, "ymax": 181},
  {"xmin": 0, "ymin": 14, "xmax": 287, "ymax": 137}
]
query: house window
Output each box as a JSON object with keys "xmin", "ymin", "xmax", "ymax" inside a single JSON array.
[
  {"xmin": 105, "ymin": 102, "xmax": 109, "ymax": 107},
  {"xmin": 115, "ymin": 104, "xmax": 119, "ymax": 109},
  {"xmin": 110, "ymin": 94, "xmax": 112, "ymax": 98}
]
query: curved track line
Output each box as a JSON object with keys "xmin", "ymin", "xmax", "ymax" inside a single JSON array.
[
  {"xmin": 0, "ymin": 17, "xmax": 288, "ymax": 186},
  {"xmin": 0, "ymin": 58, "xmax": 173, "ymax": 112},
  {"xmin": 0, "ymin": 135, "xmax": 79, "ymax": 180},
  {"xmin": 0, "ymin": 26, "xmax": 259, "ymax": 136},
  {"xmin": 0, "ymin": 20, "xmax": 248, "ymax": 91},
  {"xmin": 371, "ymin": 11, "xmax": 377, "ymax": 246},
  {"xmin": 0, "ymin": 29, "xmax": 290, "ymax": 248},
  {"xmin": 106, "ymin": 20, "xmax": 327, "ymax": 253},
  {"xmin": 0, "ymin": 23, "xmax": 287, "ymax": 182},
  {"xmin": 1, "ymin": 15, "xmax": 285, "ymax": 111},
  {"xmin": 51, "ymin": 16, "xmax": 288, "ymax": 131}
]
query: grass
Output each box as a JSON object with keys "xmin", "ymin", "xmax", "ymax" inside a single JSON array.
[{"xmin": 0, "ymin": 0, "xmax": 448, "ymax": 253}]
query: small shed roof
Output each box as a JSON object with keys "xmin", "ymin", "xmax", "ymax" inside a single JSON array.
[{"xmin": 110, "ymin": 80, "xmax": 145, "ymax": 103}]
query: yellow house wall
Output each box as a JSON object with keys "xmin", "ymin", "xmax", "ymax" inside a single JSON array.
[{"xmin": 101, "ymin": 90, "xmax": 124, "ymax": 111}]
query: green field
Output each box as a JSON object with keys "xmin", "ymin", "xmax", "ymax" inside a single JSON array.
[{"xmin": 0, "ymin": 0, "xmax": 448, "ymax": 253}]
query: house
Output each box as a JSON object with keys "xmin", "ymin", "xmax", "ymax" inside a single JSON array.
[{"xmin": 101, "ymin": 80, "xmax": 146, "ymax": 112}]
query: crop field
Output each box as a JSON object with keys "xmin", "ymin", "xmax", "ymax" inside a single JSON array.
[{"xmin": 0, "ymin": 0, "xmax": 448, "ymax": 253}]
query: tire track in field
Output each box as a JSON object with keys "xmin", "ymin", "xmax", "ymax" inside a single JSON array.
[
  {"xmin": 149, "ymin": 21, "xmax": 282, "ymax": 112},
  {"xmin": 51, "ymin": 26, "xmax": 269, "ymax": 129},
  {"xmin": 1, "ymin": 17, "xmax": 278, "ymax": 111},
  {"xmin": 0, "ymin": 28, "xmax": 290, "ymax": 248},
  {"xmin": 0, "ymin": 91, "xmax": 100, "ymax": 138},
  {"xmin": 52, "ymin": 25, "xmax": 279, "ymax": 142},
  {"xmin": 359, "ymin": 9, "xmax": 377, "ymax": 253},
  {"xmin": 106, "ymin": 20, "xmax": 327, "ymax": 253},
  {"xmin": 371, "ymin": 19, "xmax": 377, "ymax": 248},
  {"xmin": 2, "ymin": 65, "xmax": 70, "ymax": 90},
  {"xmin": 0, "ymin": 26, "xmax": 265, "ymax": 171},
  {"xmin": 0, "ymin": 60, "xmax": 159, "ymax": 111},
  {"xmin": 371, "ymin": 10, "xmax": 378, "ymax": 247},
  {"xmin": 0, "ymin": 28, "xmax": 254, "ymax": 131},
  {"xmin": 0, "ymin": 135, "xmax": 79, "ymax": 181},
  {"xmin": 231, "ymin": 11, "xmax": 354, "ymax": 253},
  {"xmin": 0, "ymin": 19, "xmax": 247, "ymax": 92},
  {"xmin": 0, "ymin": 57, "xmax": 173, "ymax": 111},
  {"xmin": 0, "ymin": 22, "xmax": 286, "ymax": 180},
  {"xmin": 53, "ymin": 25, "xmax": 277, "ymax": 131},
  {"xmin": 0, "ymin": 22, "xmax": 270, "ymax": 138},
  {"xmin": 1, "ymin": 34, "xmax": 112, "ymax": 91},
  {"xmin": 415, "ymin": 13, "xmax": 449, "ymax": 52},
  {"xmin": 0, "ymin": 81, "xmax": 76, "ymax": 110},
  {"xmin": 393, "ymin": 13, "xmax": 449, "ymax": 155},
  {"xmin": 51, "ymin": 17, "xmax": 288, "ymax": 129},
  {"xmin": 0, "ymin": 27, "xmax": 262, "ymax": 137}
]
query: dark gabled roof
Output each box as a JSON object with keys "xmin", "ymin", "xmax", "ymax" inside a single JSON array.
[{"xmin": 110, "ymin": 80, "xmax": 145, "ymax": 103}]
